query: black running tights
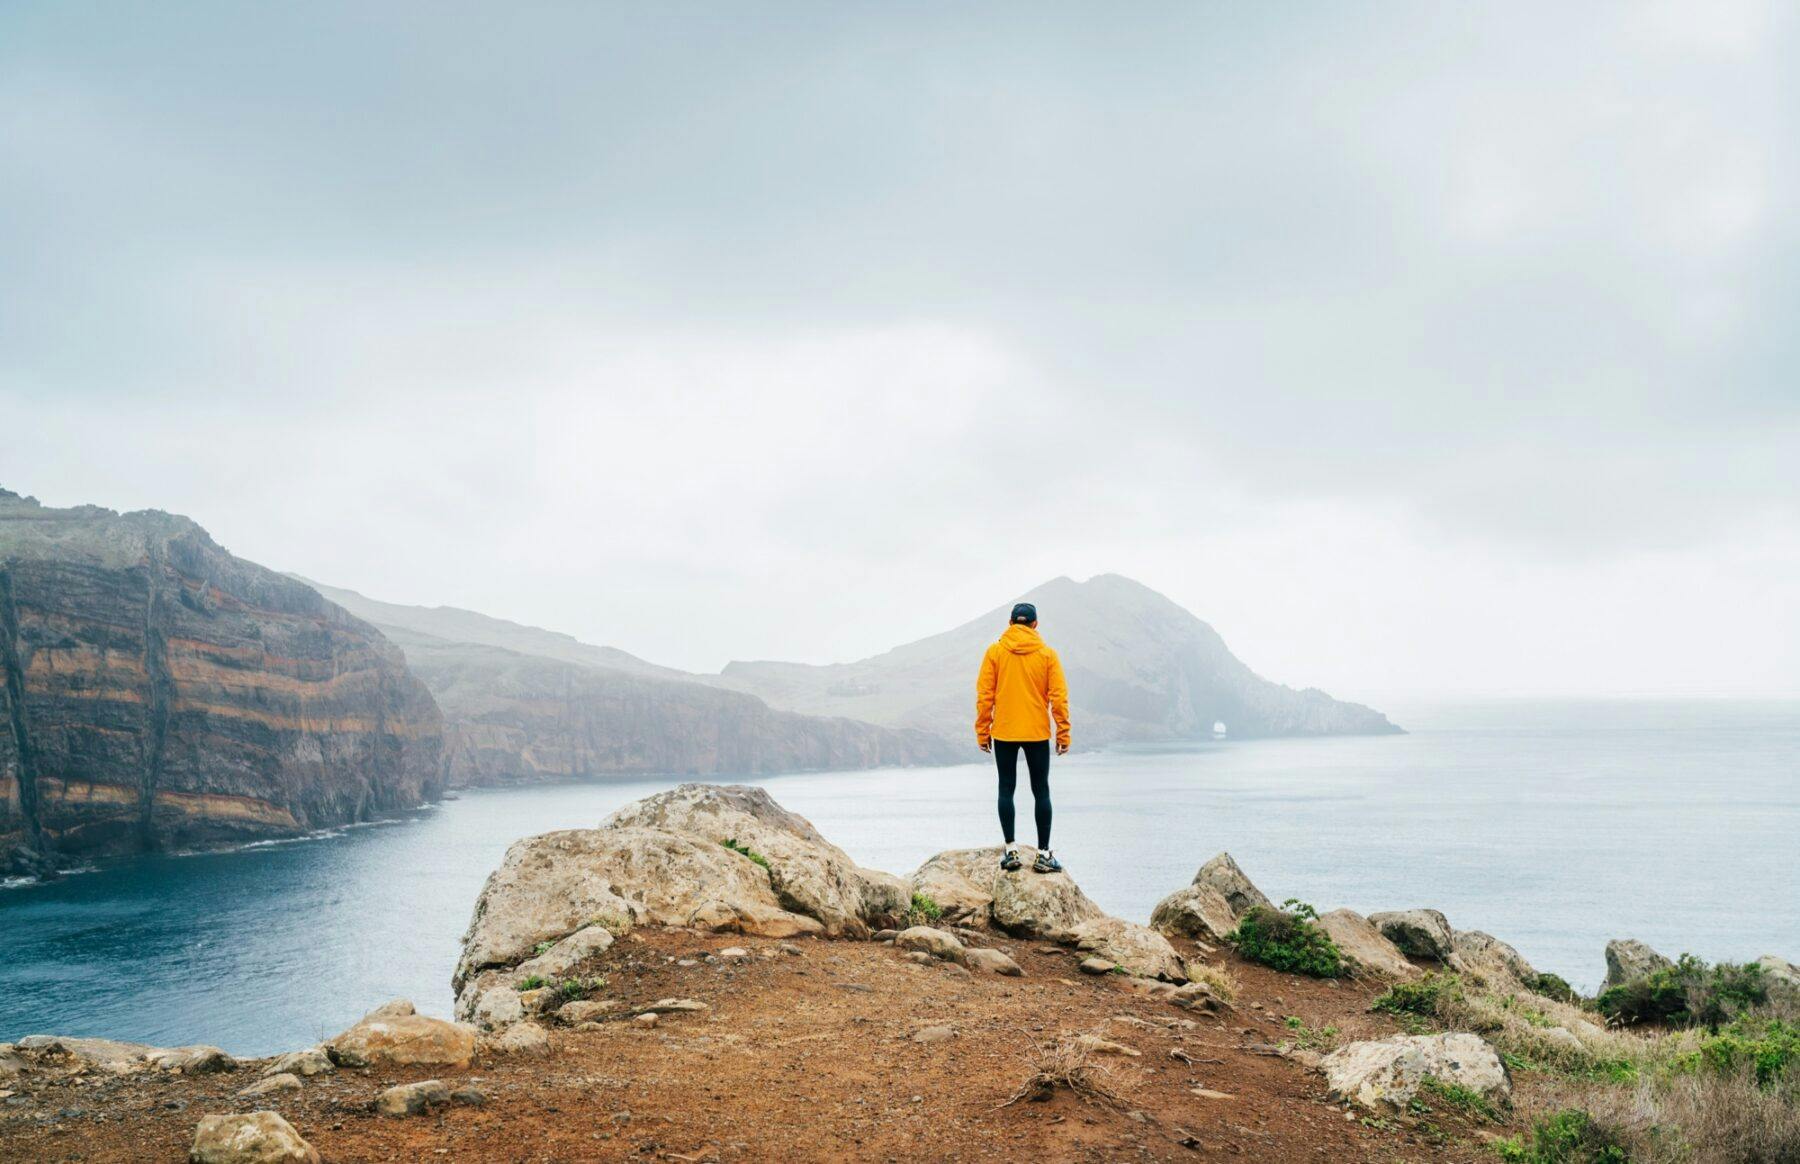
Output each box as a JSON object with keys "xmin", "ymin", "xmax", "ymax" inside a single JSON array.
[{"xmin": 994, "ymin": 739, "xmax": 1051, "ymax": 849}]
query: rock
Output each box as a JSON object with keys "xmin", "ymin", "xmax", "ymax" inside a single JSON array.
[
  {"xmin": 1191, "ymin": 1088, "xmax": 1233, "ymax": 1100},
  {"xmin": 908, "ymin": 847, "xmax": 1105, "ymax": 939},
  {"xmin": 941, "ymin": 962, "xmax": 971, "ymax": 978},
  {"xmin": 634, "ymin": 1013, "xmax": 659, "ymax": 1028},
  {"xmin": 873, "ymin": 930, "xmax": 899, "ymax": 943},
  {"xmin": 363, "ymin": 999, "xmax": 416, "ymax": 1020},
  {"xmin": 375, "ymin": 1079, "xmax": 450, "ymax": 1118},
  {"xmin": 1191, "ymin": 853, "xmax": 1271, "ymax": 918},
  {"xmin": 511, "ymin": 925, "xmax": 616, "ymax": 982},
  {"xmin": 556, "ymin": 1000, "xmax": 622, "ymax": 1024},
  {"xmin": 903, "ymin": 950, "xmax": 933, "ymax": 965},
  {"xmin": 913, "ymin": 1026, "xmax": 956, "ymax": 1044},
  {"xmin": 779, "ymin": 942, "xmax": 804, "ymax": 956},
  {"xmin": 1078, "ymin": 956, "xmax": 1116, "ymax": 976},
  {"xmin": 965, "ymin": 947, "xmax": 1024, "ymax": 977},
  {"xmin": 517, "ymin": 988, "xmax": 553, "ymax": 1014},
  {"xmin": 1604, "ymin": 939, "xmax": 1674, "ymax": 989},
  {"xmin": 189, "ymin": 1111, "xmax": 320, "ymax": 1163},
  {"xmin": 326, "ymin": 1002, "xmax": 475, "ymax": 1069},
  {"xmin": 1757, "ymin": 955, "xmax": 1800, "ymax": 996},
  {"xmin": 1368, "ymin": 910, "xmax": 1455, "ymax": 961},
  {"xmin": 12, "ymin": 1036, "xmax": 235, "ymax": 1076},
  {"xmin": 1072, "ymin": 1035, "xmax": 1140, "ymax": 1057},
  {"xmin": 1321, "ymin": 1032, "xmax": 1511, "ymax": 1112},
  {"xmin": 457, "ymin": 976, "xmax": 527, "ymax": 1031},
  {"xmin": 261, "ymin": 1048, "xmax": 333, "ymax": 1078},
  {"xmin": 489, "ymin": 1021, "xmax": 551, "ymax": 1056},
  {"xmin": 1121, "ymin": 978, "xmax": 1180, "ymax": 1001},
  {"xmin": 1149, "ymin": 884, "xmax": 1239, "ymax": 943},
  {"xmin": 1172, "ymin": 982, "xmax": 1227, "ymax": 1012},
  {"xmin": 894, "ymin": 926, "xmax": 967, "ymax": 963},
  {"xmin": 1448, "ymin": 930, "xmax": 1539, "ymax": 991},
  {"xmin": 1072, "ymin": 917, "xmax": 1187, "ymax": 982},
  {"xmin": 451, "ymin": 1086, "xmax": 487, "ymax": 1106},
  {"xmin": 603, "ymin": 784, "xmax": 909, "ymax": 936},
  {"xmin": 1317, "ymin": 909, "xmax": 1420, "ymax": 980},
  {"xmin": 719, "ymin": 946, "xmax": 750, "ymax": 959},
  {"xmin": 455, "ymin": 825, "xmax": 819, "ymax": 993},
  {"xmin": 236, "ymin": 1073, "xmax": 300, "ymax": 1098}
]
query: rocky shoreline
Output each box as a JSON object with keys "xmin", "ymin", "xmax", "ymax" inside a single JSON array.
[{"xmin": 6, "ymin": 783, "xmax": 1793, "ymax": 1162}]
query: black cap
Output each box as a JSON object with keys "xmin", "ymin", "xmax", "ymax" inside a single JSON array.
[{"xmin": 1010, "ymin": 602, "xmax": 1037, "ymax": 624}]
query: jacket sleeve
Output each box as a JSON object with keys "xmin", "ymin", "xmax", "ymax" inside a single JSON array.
[
  {"xmin": 974, "ymin": 646, "xmax": 997, "ymax": 745},
  {"xmin": 1046, "ymin": 649, "xmax": 1071, "ymax": 749}
]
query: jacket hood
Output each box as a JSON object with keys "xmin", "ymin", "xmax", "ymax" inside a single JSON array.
[{"xmin": 998, "ymin": 624, "xmax": 1044, "ymax": 655}]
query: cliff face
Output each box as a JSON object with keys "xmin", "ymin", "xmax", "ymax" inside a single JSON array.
[
  {"xmin": 360, "ymin": 626, "xmax": 959, "ymax": 787},
  {"xmin": 718, "ymin": 574, "xmax": 1400, "ymax": 746},
  {"xmin": 0, "ymin": 491, "xmax": 442, "ymax": 875}
]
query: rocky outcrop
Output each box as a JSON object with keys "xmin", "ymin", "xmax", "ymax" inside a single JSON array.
[
  {"xmin": 1072, "ymin": 916, "xmax": 1188, "ymax": 982},
  {"xmin": 1448, "ymin": 930, "xmax": 1539, "ymax": 991},
  {"xmin": 325, "ymin": 1000, "xmax": 475, "ymax": 1069},
  {"xmin": 1151, "ymin": 852, "xmax": 1269, "ymax": 943},
  {"xmin": 6, "ymin": 1035, "xmax": 236, "ymax": 1076},
  {"xmin": 1317, "ymin": 909, "xmax": 1419, "ymax": 980},
  {"xmin": 1369, "ymin": 909, "xmax": 1455, "ymax": 961},
  {"xmin": 603, "ymin": 784, "xmax": 907, "ymax": 937},
  {"xmin": 0, "ymin": 490, "xmax": 442, "ymax": 874},
  {"xmin": 716, "ymin": 573, "xmax": 1401, "ymax": 748},
  {"xmin": 908, "ymin": 846, "xmax": 1105, "ymax": 940},
  {"xmin": 1604, "ymin": 939, "xmax": 1674, "ymax": 989},
  {"xmin": 303, "ymin": 584, "xmax": 960, "ymax": 787},
  {"xmin": 189, "ymin": 1111, "xmax": 319, "ymax": 1163},
  {"xmin": 1321, "ymin": 1032, "xmax": 1510, "ymax": 1112}
]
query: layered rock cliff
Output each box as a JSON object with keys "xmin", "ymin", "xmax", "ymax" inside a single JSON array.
[
  {"xmin": 0, "ymin": 490, "xmax": 442, "ymax": 875},
  {"xmin": 302, "ymin": 583, "xmax": 961, "ymax": 787},
  {"xmin": 718, "ymin": 573, "xmax": 1400, "ymax": 746}
]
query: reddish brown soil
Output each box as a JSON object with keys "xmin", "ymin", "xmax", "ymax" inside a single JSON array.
[{"xmin": 0, "ymin": 930, "xmax": 1509, "ymax": 1162}]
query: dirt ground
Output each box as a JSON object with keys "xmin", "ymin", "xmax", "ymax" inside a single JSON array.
[{"xmin": 0, "ymin": 929, "xmax": 1512, "ymax": 1162}]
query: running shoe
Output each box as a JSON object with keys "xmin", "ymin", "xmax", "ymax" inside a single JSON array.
[
  {"xmin": 1032, "ymin": 850, "xmax": 1063, "ymax": 874},
  {"xmin": 1000, "ymin": 847, "xmax": 1022, "ymax": 872}
]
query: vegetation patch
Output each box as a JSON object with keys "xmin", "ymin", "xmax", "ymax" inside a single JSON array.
[
  {"xmin": 900, "ymin": 892, "xmax": 943, "ymax": 929},
  {"xmin": 1597, "ymin": 955, "xmax": 1767, "ymax": 1030},
  {"xmin": 1281, "ymin": 1015, "xmax": 1341, "ymax": 1051},
  {"xmin": 1675, "ymin": 1017, "xmax": 1800, "ymax": 1087},
  {"xmin": 1531, "ymin": 972, "xmax": 1579, "ymax": 1006},
  {"xmin": 1373, "ymin": 972, "xmax": 1462, "ymax": 1020},
  {"xmin": 1185, "ymin": 960, "xmax": 1240, "ymax": 1003},
  {"xmin": 516, "ymin": 975, "xmax": 546, "ymax": 991},
  {"xmin": 1417, "ymin": 1073, "xmax": 1503, "ymax": 1123},
  {"xmin": 1228, "ymin": 899, "xmax": 1344, "ymax": 978},
  {"xmin": 720, "ymin": 838, "xmax": 771, "ymax": 869},
  {"xmin": 1001, "ymin": 1038, "xmax": 1125, "ymax": 1111},
  {"xmin": 1493, "ymin": 1108, "xmax": 1629, "ymax": 1163}
]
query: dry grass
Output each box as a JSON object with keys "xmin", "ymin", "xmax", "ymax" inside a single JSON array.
[
  {"xmin": 1185, "ymin": 959, "xmax": 1241, "ymax": 1003},
  {"xmin": 1431, "ymin": 983, "xmax": 1650, "ymax": 1075},
  {"xmin": 1000, "ymin": 1037, "xmax": 1128, "ymax": 1111},
  {"xmin": 1516, "ymin": 1067, "xmax": 1800, "ymax": 1164}
]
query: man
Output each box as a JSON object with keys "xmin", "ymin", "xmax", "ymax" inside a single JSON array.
[{"xmin": 975, "ymin": 601, "xmax": 1072, "ymax": 873}]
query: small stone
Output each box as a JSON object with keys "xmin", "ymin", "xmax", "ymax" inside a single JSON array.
[
  {"xmin": 1191, "ymin": 1088, "xmax": 1233, "ymax": 1100},
  {"xmin": 941, "ymin": 963, "xmax": 971, "ymax": 978},
  {"xmin": 718, "ymin": 947, "xmax": 750, "ymax": 959},
  {"xmin": 873, "ymin": 930, "xmax": 898, "ymax": 943},
  {"xmin": 451, "ymin": 1086, "xmax": 487, "ymax": 1106},
  {"xmin": 1078, "ymin": 957, "xmax": 1114, "ymax": 975},
  {"xmin": 237, "ymin": 1073, "xmax": 301, "ymax": 1098},
  {"xmin": 376, "ymin": 1079, "xmax": 450, "ymax": 1118},
  {"xmin": 640, "ymin": 998, "xmax": 708, "ymax": 1014},
  {"xmin": 904, "ymin": 951, "xmax": 934, "ymax": 965},
  {"xmin": 634, "ymin": 1013, "xmax": 660, "ymax": 1028},
  {"xmin": 965, "ymin": 948, "xmax": 1024, "ymax": 977},
  {"xmin": 779, "ymin": 943, "xmax": 804, "ymax": 956},
  {"xmin": 913, "ymin": 1026, "xmax": 956, "ymax": 1044},
  {"xmin": 491, "ymin": 1022, "xmax": 551, "ymax": 1056},
  {"xmin": 557, "ymin": 999, "xmax": 622, "ymax": 1024},
  {"xmin": 262, "ymin": 1048, "xmax": 333, "ymax": 1078},
  {"xmin": 676, "ymin": 959, "xmax": 698, "ymax": 967}
]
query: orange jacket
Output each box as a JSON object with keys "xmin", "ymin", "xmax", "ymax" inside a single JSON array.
[{"xmin": 975, "ymin": 624, "xmax": 1071, "ymax": 748}]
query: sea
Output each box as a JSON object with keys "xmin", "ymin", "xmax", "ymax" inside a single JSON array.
[{"xmin": 1, "ymin": 698, "xmax": 1794, "ymax": 1057}]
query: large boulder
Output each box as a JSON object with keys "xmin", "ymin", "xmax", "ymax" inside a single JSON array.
[
  {"xmin": 1757, "ymin": 955, "xmax": 1800, "ymax": 997},
  {"xmin": 1191, "ymin": 853, "xmax": 1272, "ymax": 917},
  {"xmin": 908, "ymin": 847, "xmax": 1104, "ymax": 940},
  {"xmin": 1448, "ymin": 930, "xmax": 1538, "ymax": 990},
  {"xmin": 1368, "ymin": 909, "xmax": 1455, "ymax": 961},
  {"xmin": 325, "ymin": 1000, "xmax": 476, "ymax": 1070},
  {"xmin": 1072, "ymin": 917, "xmax": 1188, "ymax": 982},
  {"xmin": 1149, "ymin": 884, "xmax": 1239, "ymax": 943},
  {"xmin": 1317, "ymin": 909, "xmax": 1419, "ymax": 980},
  {"xmin": 604, "ymin": 784, "xmax": 907, "ymax": 936},
  {"xmin": 895, "ymin": 926, "xmax": 967, "ymax": 963},
  {"xmin": 456, "ymin": 825, "xmax": 819, "ymax": 990},
  {"xmin": 189, "ymin": 1111, "xmax": 319, "ymax": 1163},
  {"xmin": 1604, "ymin": 939, "xmax": 1673, "ymax": 989},
  {"xmin": 1321, "ymin": 1032, "xmax": 1511, "ymax": 1112}
]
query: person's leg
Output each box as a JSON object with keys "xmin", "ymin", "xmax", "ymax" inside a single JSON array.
[
  {"xmin": 1022, "ymin": 739, "xmax": 1052, "ymax": 850},
  {"xmin": 994, "ymin": 740, "xmax": 1021, "ymax": 845}
]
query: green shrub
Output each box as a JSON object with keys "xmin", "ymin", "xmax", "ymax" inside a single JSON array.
[
  {"xmin": 1228, "ymin": 899, "xmax": 1343, "ymax": 978},
  {"xmin": 1418, "ymin": 1074, "xmax": 1503, "ymax": 1122},
  {"xmin": 902, "ymin": 892, "xmax": 943, "ymax": 928},
  {"xmin": 720, "ymin": 838, "xmax": 771, "ymax": 869},
  {"xmin": 1531, "ymin": 972, "xmax": 1579, "ymax": 1005},
  {"xmin": 1678, "ymin": 1017, "xmax": 1800, "ymax": 1087},
  {"xmin": 1493, "ymin": 1108, "xmax": 1629, "ymax": 1163},
  {"xmin": 516, "ymin": 974, "xmax": 546, "ymax": 991},
  {"xmin": 1597, "ymin": 955, "xmax": 1767, "ymax": 1030},
  {"xmin": 1373, "ymin": 972, "xmax": 1462, "ymax": 1019}
]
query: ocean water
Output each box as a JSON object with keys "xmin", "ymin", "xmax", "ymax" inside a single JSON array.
[{"xmin": 1, "ymin": 698, "xmax": 1793, "ymax": 1057}]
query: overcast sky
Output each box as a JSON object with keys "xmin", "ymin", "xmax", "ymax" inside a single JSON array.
[{"xmin": 3, "ymin": 2, "xmax": 1796, "ymax": 700}]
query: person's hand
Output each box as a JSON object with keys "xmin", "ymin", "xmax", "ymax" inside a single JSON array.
[
  {"xmin": 1056, "ymin": 741, "xmax": 1069, "ymax": 755},
  {"xmin": 978, "ymin": 739, "xmax": 991, "ymax": 753}
]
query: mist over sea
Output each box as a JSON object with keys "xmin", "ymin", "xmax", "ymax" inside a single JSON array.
[{"xmin": 2, "ymin": 698, "xmax": 1793, "ymax": 1057}]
